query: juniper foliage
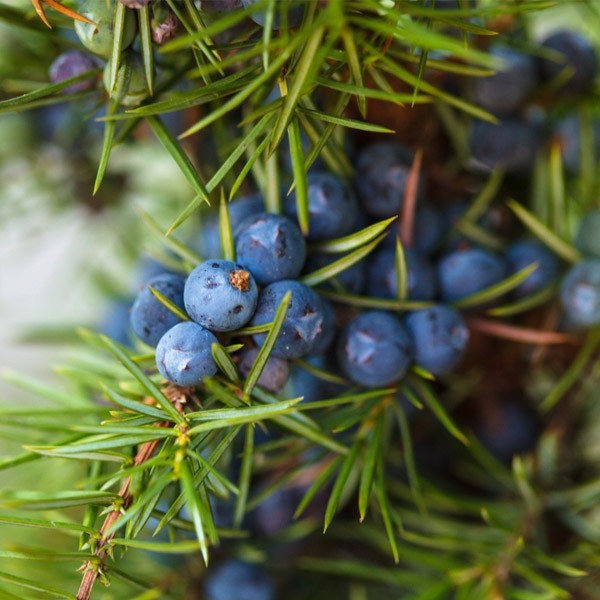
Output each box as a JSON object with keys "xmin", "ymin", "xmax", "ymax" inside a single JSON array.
[{"xmin": 0, "ymin": 1, "xmax": 599, "ymax": 599}]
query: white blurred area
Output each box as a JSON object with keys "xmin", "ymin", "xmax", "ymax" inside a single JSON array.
[{"xmin": 0, "ymin": 112, "xmax": 191, "ymax": 401}]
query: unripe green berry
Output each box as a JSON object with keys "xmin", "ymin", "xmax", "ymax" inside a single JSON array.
[
  {"xmin": 74, "ymin": 0, "xmax": 137, "ymax": 57},
  {"xmin": 103, "ymin": 53, "xmax": 149, "ymax": 107}
]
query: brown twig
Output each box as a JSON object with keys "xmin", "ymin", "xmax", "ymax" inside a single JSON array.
[
  {"xmin": 400, "ymin": 148, "xmax": 423, "ymax": 248},
  {"xmin": 76, "ymin": 386, "xmax": 192, "ymax": 600},
  {"xmin": 76, "ymin": 436, "xmax": 164, "ymax": 600},
  {"xmin": 467, "ymin": 316, "xmax": 580, "ymax": 346}
]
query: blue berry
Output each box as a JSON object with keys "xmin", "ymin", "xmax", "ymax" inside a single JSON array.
[
  {"xmin": 366, "ymin": 247, "xmax": 437, "ymax": 301},
  {"xmin": 99, "ymin": 299, "xmax": 133, "ymax": 347},
  {"xmin": 184, "ymin": 260, "xmax": 258, "ymax": 332},
  {"xmin": 470, "ymin": 118, "xmax": 541, "ymax": 174},
  {"xmin": 249, "ymin": 485, "xmax": 301, "ymax": 536},
  {"xmin": 337, "ymin": 311, "xmax": 413, "ymax": 387},
  {"xmin": 309, "ymin": 297, "xmax": 336, "ymax": 354},
  {"xmin": 250, "ymin": 281, "xmax": 324, "ymax": 359},
  {"xmin": 284, "ymin": 172, "xmax": 358, "ymax": 241},
  {"xmin": 130, "ymin": 274, "xmax": 186, "ymax": 347},
  {"xmin": 539, "ymin": 30, "xmax": 597, "ymax": 96},
  {"xmin": 405, "ymin": 305, "xmax": 469, "ymax": 376},
  {"xmin": 50, "ymin": 51, "xmax": 97, "ymax": 93},
  {"xmin": 473, "ymin": 46, "xmax": 537, "ymax": 115},
  {"xmin": 135, "ymin": 255, "xmax": 179, "ymax": 287},
  {"xmin": 285, "ymin": 355, "xmax": 346, "ymax": 403},
  {"xmin": 197, "ymin": 193, "xmax": 265, "ymax": 258},
  {"xmin": 74, "ymin": 0, "xmax": 137, "ymax": 57},
  {"xmin": 235, "ymin": 213, "xmax": 306, "ymax": 285},
  {"xmin": 560, "ymin": 259, "xmax": 600, "ymax": 327},
  {"xmin": 355, "ymin": 142, "xmax": 421, "ymax": 218},
  {"xmin": 204, "ymin": 559, "xmax": 275, "ymax": 600},
  {"xmin": 304, "ymin": 253, "xmax": 366, "ymax": 294},
  {"xmin": 155, "ymin": 321, "xmax": 218, "ymax": 386},
  {"xmin": 241, "ymin": 0, "xmax": 304, "ymax": 29},
  {"xmin": 476, "ymin": 402, "xmax": 539, "ymax": 463},
  {"xmin": 575, "ymin": 210, "xmax": 600, "ymax": 259},
  {"xmin": 437, "ymin": 248, "xmax": 507, "ymax": 302},
  {"xmin": 506, "ymin": 239, "xmax": 560, "ymax": 297},
  {"xmin": 410, "ymin": 203, "xmax": 444, "ymax": 256},
  {"xmin": 238, "ymin": 346, "xmax": 289, "ymax": 393},
  {"xmin": 554, "ymin": 116, "xmax": 600, "ymax": 174},
  {"xmin": 200, "ymin": 0, "xmax": 242, "ymax": 11}
]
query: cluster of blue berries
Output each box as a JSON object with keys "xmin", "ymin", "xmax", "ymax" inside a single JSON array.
[
  {"xmin": 129, "ymin": 147, "xmax": 512, "ymax": 395},
  {"xmin": 105, "ymin": 22, "xmax": 600, "ymax": 593},
  {"xmin": 465, "ymin": 30, "xmax": 598, "ymax": 174}
]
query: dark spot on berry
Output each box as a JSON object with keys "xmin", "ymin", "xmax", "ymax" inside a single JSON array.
[
  {"xmin": 212, "ymin": 262, "xmax": 220, "ymax": 268},
  {"xmin": 232, "ymin": 304, "xmax": 244, "ymax": 314}
]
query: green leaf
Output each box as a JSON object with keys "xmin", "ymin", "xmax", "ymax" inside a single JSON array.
[
  {"xmin": 108, "ymin": 2, "xmax": 128, "ymax": 93},
  {"xmin": 187, "ymin": 399, "xmax": 302, "ymax": 433},
  {"xmin": 324, "ymin": 438, "xmax": 362, "ymax": 532},
  {"xmin": 293, "ymin": 357, "xmax": 349, "ymax": 386},
  {"xmin": 268, "ymin": 24, "xmax": 327, "ymax": 155},
  {"xmin": 207, "ymin": 111, "xmax": 275, "ymax": 193},
  {"xmin": 317, "ymin": 288, "xmax": 431, "ymax": 311},
  {"xmin": 315, "ymin": 75, "xmax": 429, "ymax": 105},
  {"xmin": 28, "ymin": 431, "xmax": 172, "ymax": 455},
  {"xmin": 341, "ymin": 26, "xmax": 366, "ymax": 117},
  {"xmin": 453, "ymin": 263, "xmax": 539, "ymax": 309},
  {"xmin": 0, "ymin": 514, "xmax": 97, "ymax": 536},
  {"xmin": 243, "ymin": 292, "xmax": 291, "ymax": 396},
  {"xmin": 138, "ymin": 5, "xmax": 155, "ymax": 96},
  {"xmin": 288, "ymin": 115, "xmax": 310, "ymax": 235},
  {"xmin": 358, "ymin": 412, "xmax": 385, "ymax": 521},
  {"xmin": 0, "ymin": 571, "xmax": 75, "ymax": 599},
  {"xmin": 394, "ymin": 401, "xmax": 426, "ymax": 514},
  {"xmin": 234, "ymin": 425, "xmax": 254, "ymax": 528},
  {"xmin": 179, "ymin": 460, "xmax": 209, "ymax": 564},
  {"xmin": 93, "ymin": 104, "xmax": 118, "ymax": 195},
  {"xmin": 0, "ymin": 491, "xmax": 118, "ymax": 510},
  {"xmin": 110, "ymin": 538, "xmax": 202, "ymax": 553},
  {"xmin": 395, "ymin": 236, "xmax": 409, "ymax": 301},
  {"xmin": 139, "ymin": 208, "xmax": 203, "ymax": 266},
  {"xmin": 301, "ymin": 234, "xmax": 386, "ymax": 287},
  {"xmin": 234, "ymin": 322, "xmax": 274, "ymax": 336},
  {"xmin": 100, "ymin": 334, "xmax": 185, "ymax": 424},
  {"xmin": 413, "ymin": 379, "xmax": 468, "ymax": 445},
  {"xmin": 0, "ymin": 368, "xmax": 87, "ymax": 405},
  {"xmin": 147, "ymin": 115, "xmax": 210, "ymax": 202},
  {"xmin": 507, "ymin": 199, "xmax": 581, "ymax": 264},
  {"xmin": 148, "ymin": 285, "xmax": 190, "ymax": 321},
  {"xmin": 540, "ymin": 327, "xmax": 600, "ymax": 412},
  {"xmin": 179, "ymin": 31, "xmax": 307, "ymax": 139},
  {"xmin": 486, "ymin": 284, "xmax": 556, "ymax": 317},
  {"xmin": 374, "ymin": 457, "xmax": 400, "ymax": 563},
  {"xmin": 0, "ymin": 70, "xmax": 101, "ymax": 113},
  {"xmin": 311, "ymin": 217, "xmax": 397, "ymax": 254},
  {"xmin": 231, "ymin": 128, "xmax": 273, "ymax": 202},
  {"xmin": 219, "ymin": 191, "xmax": 236, "ymax": 261},
  {"xmin": 294, "ymin": 456, "xmax": 342, "ymax": 518},
  {"xmin": 102, "ymin": 385, "xmax": 173, "ymax": 421},
  {"xmin": 298, "ymin": 106, "xmax": 394, "ymax": 133},
  {"xmin": 123, "ymin": 64, "xmax": 259, "ymax": 118},
  {"xmin": 364, "ymin": 40, "xmax": 497, "ymax": 123},
  {"xmin": 211, "ymin": 343, "xmax": 239, "ymax": 383}
]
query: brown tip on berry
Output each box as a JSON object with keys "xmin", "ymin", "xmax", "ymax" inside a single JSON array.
[{"xmin": 230, "ymin": 269, "xmax": 250, "ymax": 292}]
